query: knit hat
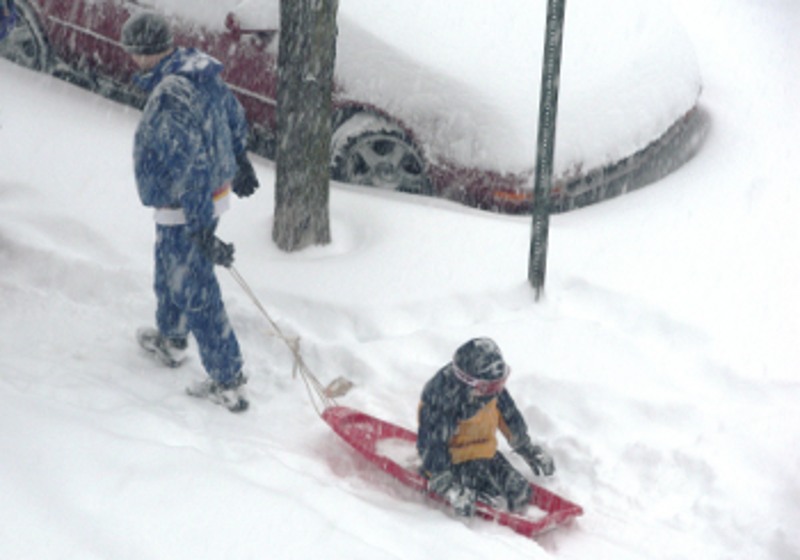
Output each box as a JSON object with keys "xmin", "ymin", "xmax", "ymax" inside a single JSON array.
[
  {"xmin": 452, "ymin": 338, "xmax": 509, "ymax": 395},
  {"xmin": 121, "ymin": 11, "xmax": 173, "ymax": 55}
]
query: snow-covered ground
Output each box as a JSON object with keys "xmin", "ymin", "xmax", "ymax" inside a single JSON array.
[{"xmin": 1, "ymin": 0, "xmax": 798, "ymax": 558}]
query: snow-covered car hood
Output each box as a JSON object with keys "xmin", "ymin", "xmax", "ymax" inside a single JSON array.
[{"xmin": 148, "ymin": 0, "xmax": 701, "ymax": 178}]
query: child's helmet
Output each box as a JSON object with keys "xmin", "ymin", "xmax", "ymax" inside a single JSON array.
[{"xmin": 452, "ymin": 338, "xmax": 509, "ymax": 396}]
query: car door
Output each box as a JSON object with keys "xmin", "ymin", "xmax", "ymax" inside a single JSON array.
[
  {"xmin": 33, "ymin": 0, "xmax": 280, "ymax": 149},
  {"xmin": 34, "ymin": 0, "xmax": 137, "ymax": 83}
]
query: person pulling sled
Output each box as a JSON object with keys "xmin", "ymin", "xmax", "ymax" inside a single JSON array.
[
  {"xmin": 122, "ymin": 11, "xmax": 260, "ymax": 412},
  {"xmin": 417, "ymin": 338, "xmax": 555, "ymax": 517}
]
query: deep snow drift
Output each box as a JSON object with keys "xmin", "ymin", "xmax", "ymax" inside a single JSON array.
[{"xmin": 1, "ymin": 0, "xmax": 798, "ymax": 559}]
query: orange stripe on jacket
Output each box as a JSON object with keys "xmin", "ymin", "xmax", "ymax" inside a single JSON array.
[{"xmin": 213, "ymin": 183, "xmax": 231, "ymax": 201}]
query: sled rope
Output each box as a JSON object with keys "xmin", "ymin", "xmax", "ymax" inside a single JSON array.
[{"xmin": 227, "ymin": 265, "xmax": 351, "ymax": 415}]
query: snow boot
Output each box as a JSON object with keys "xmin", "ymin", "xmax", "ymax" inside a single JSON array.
[
  {"xmin": 186, "ymin": 376, "xmax": 249, "ymax": 413},
  {"xmin": 136, "ymin": 327, "xmax": 187, "ymax": 368}
]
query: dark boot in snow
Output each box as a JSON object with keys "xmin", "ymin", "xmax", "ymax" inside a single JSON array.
[
  {"xmin": 136, "ymin": 327, "xmax": 187, "ymax": 368},
  {"xmin": 186, "ymin": 376, "xmax": 249, "ymax": 413}
]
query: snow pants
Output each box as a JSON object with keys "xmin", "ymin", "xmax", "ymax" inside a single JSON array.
[
  {"xmin": 154, "ymin": 222, "xmax": 243, "ymax": 387},
  {"xmin": 452, "ymin": 453, "xmax": 532, "ymax": 511}
]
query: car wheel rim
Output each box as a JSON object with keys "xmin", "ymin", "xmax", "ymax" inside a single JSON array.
[{"xmin": 343, "ymin": 133, "xmax": 425, "ymax": 192}]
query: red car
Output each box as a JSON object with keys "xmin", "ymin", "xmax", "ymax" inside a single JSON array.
[{"xmin": 1, "ymin": 0, "xmax": 703, "ymax": 213}]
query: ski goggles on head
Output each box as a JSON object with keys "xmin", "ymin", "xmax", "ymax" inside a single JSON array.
[{"xmin": 452, "ymin": 363, "xmax": 510, "ymax": 396}]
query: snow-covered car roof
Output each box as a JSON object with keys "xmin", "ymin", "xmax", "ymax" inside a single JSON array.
[{"xmin": 141, "ymin": 0, "xmax": 701, "ymax": 179}]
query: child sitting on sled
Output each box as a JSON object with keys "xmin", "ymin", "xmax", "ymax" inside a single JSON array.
[{"xmin": 417, "ymin": 337, "xmax": 555, "ymax": 517}]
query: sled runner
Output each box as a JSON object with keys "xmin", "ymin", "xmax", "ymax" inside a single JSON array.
[{"xmin": 322, "ymin": 406, "xmax": 583, "ymax": 538}]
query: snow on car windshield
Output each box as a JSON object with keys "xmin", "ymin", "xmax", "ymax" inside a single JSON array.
[{"xmin": 145, "ymin": 0, "xmax": 700, "ymax": 177}]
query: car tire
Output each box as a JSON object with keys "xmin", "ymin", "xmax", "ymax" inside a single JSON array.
[
  {"xmin": 0, "ymin": 0, "xmax": 50, "ymax": 71},
  {"xmin": 331, "ymin": 113, "xmax": 430, "ymax": 195}
]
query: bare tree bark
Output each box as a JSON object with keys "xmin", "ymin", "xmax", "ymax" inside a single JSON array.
[{"xmin": 272, "ymin": 0, "xmax": 337, "ymax": 251}]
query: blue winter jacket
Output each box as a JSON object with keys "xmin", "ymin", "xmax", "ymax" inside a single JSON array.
[{"xmin": 133, "ymin": 47, "xmax": 248, "ymax": 233}]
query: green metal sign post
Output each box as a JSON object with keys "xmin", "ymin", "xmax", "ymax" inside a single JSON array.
[{"xmin": 529, "ymin": 0, "xmax": 567, "ymax": 300}]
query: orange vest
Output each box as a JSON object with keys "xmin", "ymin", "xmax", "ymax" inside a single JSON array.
[{"xmin": 448, "ymin": 398, "xmax": 513, "ymax": 464}]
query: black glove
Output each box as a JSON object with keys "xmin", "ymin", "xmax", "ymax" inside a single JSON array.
[
  {"xmin": 192, "ymin": 228, "xmax": 235, "ymax": 268},
  {"xmin": 232, "ymin": 152, "xmax": 259, "ymax": 197},
  {"xmin": 428, "ymin": 471, "xmax": 477, "ymax": 518},
  {"xmin": 516, "ymin": 442, "xmax": 555, "ymax": 477}
]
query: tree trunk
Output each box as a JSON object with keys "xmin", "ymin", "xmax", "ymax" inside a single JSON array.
[{"xmin": 272, "ymin": 0, "xmax": 337, "ymax": 251}]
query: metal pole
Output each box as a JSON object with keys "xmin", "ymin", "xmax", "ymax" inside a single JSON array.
[{"xmin": 528, "ymin": 0, "xmax": 567, "ymax": 300}]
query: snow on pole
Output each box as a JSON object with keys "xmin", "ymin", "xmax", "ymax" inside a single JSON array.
[{"xmin": 529, "ymin": 0, "xmax": 566, "ymax": 300}]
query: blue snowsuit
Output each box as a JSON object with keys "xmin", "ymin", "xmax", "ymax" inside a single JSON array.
[{"xmin": 133, "ymin": 48, "xmax": 247, "ymax": 387}]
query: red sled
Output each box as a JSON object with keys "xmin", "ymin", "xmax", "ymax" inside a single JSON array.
[{"xmin": 322, "ymin": 405, "xmax": 583, "ymax": 538}]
